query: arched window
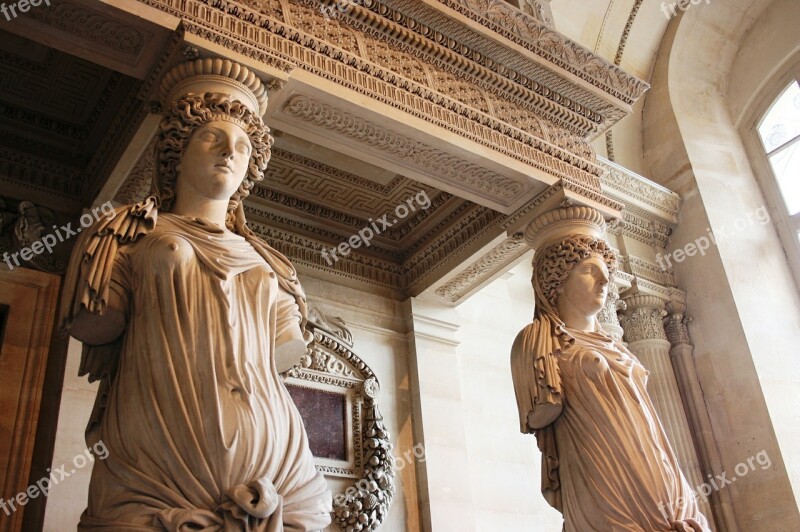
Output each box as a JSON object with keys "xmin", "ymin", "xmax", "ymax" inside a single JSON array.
[{"xmin": 754, "ymin": 78, "xmax": 800, "ymax": 286}]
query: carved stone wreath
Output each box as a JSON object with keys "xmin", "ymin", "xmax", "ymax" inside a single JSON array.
[{"xmin": 282, "ymin": 308, "xmax": 395, "ymax": 531}]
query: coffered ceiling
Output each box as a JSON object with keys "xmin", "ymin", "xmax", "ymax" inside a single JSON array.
[
  {"xmin": 0, "ymin": 0, "xmax": 663, "ymax": 302},
  {"xmin": 0, "ymin": 32, "xmax": 143, "ymax": 212}
]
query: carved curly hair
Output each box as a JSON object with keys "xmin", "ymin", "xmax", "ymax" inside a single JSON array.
[
  {"xmin": 152, "ymin": 92, "xmax": 273, "ymax": 229},
  {"xmin": 533, "ymin": 235, "xmax": 618, "ymax": 311}
]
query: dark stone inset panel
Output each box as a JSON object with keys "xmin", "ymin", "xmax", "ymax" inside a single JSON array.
[{"xmin": 286, "ymin": 384, "xmax": 347, "ymax": 461}]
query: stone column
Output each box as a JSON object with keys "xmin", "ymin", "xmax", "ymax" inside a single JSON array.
[
  {"xmin": 620, "ymin": 294, "xmax": 713, "ymax": 525},
  {"xmin": 665, "ymin": 302, "xmax": 735, "ymax": 531},
  {"xmin": 405, "ymin": 298, "xmax": 475, "ymax": 532}
]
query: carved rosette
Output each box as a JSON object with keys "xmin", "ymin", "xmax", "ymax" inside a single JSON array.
[
  {"xmin": 619, "ymin": 294, "xmax": 668, "ymax": 343},
  {"xmin": 597, "ymin": 281, "xmax": 625, "ymax": 342},
  {"xmin": 664, "ymin": 301, "xmax": 693, "ymax": 347}
]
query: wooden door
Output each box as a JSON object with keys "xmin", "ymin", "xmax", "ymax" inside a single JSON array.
[{"xmin": 0, "ymin": 266, "xmax": 60, "ymax": 531}]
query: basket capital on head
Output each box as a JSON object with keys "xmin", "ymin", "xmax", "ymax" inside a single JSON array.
[
  {"xmin": 525, "ymin": 206, "xmax": 607, "ymax": 251},
  {"xmin": 159, "ymin": 58, "xmax": 269, "ymax": 118}
]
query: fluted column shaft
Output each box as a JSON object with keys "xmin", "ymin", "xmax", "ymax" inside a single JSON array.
[
  {"xmin": 665, "ymin": 303, "xmax": 735, "ymax": 531},
  {"xmin": 620, "ymin": 294, "xmax": 713, "ymax": 526}
]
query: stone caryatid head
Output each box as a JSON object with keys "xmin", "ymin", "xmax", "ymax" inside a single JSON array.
[
  {"xmin": 153, "ymin": 58, "xmax": 273, "ymax": 230},
  {"xmin": 525, "ymin": 206, "xmax": 617, "ymax": 320},
  {"xmin": 512, "ymin": 206, "xmax": 618, "ymax": 433},
  {"xmin": 533, "ymin": 233, "xmax": 618, "ymax": 323}
]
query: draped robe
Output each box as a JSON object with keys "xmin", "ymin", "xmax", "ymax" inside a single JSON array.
[
  {"xmin": 513, "ymin": 323, "xmax": 709, "ymax": 531},
  {"xmin": 61, "ymin": 204, "xmax": 331, "ymax": 531}
]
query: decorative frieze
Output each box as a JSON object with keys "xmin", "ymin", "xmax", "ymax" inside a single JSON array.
[
  {"xmin": 280, "ymin": 94, "xmax": 604, "ymax": 207},
  {"xmin": 625, "ymin": 256, "xmax": 675, "ymax": 288},
  {"xmin": 434, "ymin": 234, "xmax": 527, "ymax": 303},
  {"xmin": 284, "ymin": 95, "xmax": 525, "ymax": 202},
  {"xmin": 133, "ymin": 0, "xmax": 643, "ymax": 204},
  {"xmin": 436, "ymin": 0, "xmax": 649, "ymax": 105},
  {"xmin": 599, "ymin": 158, "xmax": 681, "ymax": 221},
  {"xmin": 26, "ymin": 2, "xmax": 146, "ymax": 55},
  {"xmin": 608, "ymin": 205, "xmax": 672, "ymax": 248}
]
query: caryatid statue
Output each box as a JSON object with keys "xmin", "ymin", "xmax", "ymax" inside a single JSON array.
[
  {"xmin": 59, "ymin": 58, "xmax": 332, "ymax": 530},
  {"xmin": 511, "ymin": 207, "xmax": 709, "ymax": 532}
]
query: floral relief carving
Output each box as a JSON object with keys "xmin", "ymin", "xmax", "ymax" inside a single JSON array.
[
  {"xmin": 442, "ymin": 0, "xmax": 649, "ymax": 103},
  {"xmin": 283, "ymin": 312, "xmax": 396, "ymax": 531},
  {"xmin": 283, "ymin": 95, "xmax": 526, "ymax": 202},
  {"xmin": 28, "ymin": 2, "xmax": 147, "ymax": 55},
  {"xmin": 664, "ymin": 302, "xmax": 693, "ymax": 347},
  {"xmin": 620, "ymin": 295, "xmax": 668, "ymax": 343}
]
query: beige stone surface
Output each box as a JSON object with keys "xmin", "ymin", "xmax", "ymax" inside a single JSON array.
[
  {"xmin": 642, "ymin": 2, "xmax": 800, "ymax": 528},
  {"xmin": 43, "ymin": 339, "xmax": 98, "ymax": 531},
  {"xmin": 455, "ymin": 258, "xmax": 564, "ymax": 531}
]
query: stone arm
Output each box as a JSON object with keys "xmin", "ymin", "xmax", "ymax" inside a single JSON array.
[
  {"xmin": 69, "ymin": 290, "xmax": 127, "ymax": 345},
  {"xmin": 66, "ymin": 239, "xmax": 131, "ymax": 346},
  {"xmin": 510, "ymin": 320, "xmax": 564, "ymax": 433},
  {"xmin": 274, "ymin": 283, "xmax": 310, "ymax": 373}
]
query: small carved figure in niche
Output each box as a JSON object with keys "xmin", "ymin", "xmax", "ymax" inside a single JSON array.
[
  {"xmin": 59, "ymin": 59, "xmax": 332, "ymax": 530},
  {"xmin": 511, "ymin": 233, "xmax": 709, "ymax": 532}
]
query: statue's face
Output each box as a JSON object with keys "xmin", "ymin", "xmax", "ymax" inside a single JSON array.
[
  {"xmin": 178, "ymin": 121, "xmax": 252, "ymax": 202},
  {"xmin": 556, "ymin": 256, "xmax": 609, "ymax": 320}
]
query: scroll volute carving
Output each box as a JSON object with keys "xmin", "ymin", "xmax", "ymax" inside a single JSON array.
[{"xmin": 0, "ymin": 199, "xmax": 67, "ymax": 273}]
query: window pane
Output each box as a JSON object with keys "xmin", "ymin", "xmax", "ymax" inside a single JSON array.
[
  {"xmin": 769, "ymin": 140, "xmax": 800, "ymax": 215},
  {"xmin": 758, "ymin": 82, "xmax": 800, "ymax": 153}
]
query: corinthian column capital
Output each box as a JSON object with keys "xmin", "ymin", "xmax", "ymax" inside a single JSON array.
[
  {"xmin": 620, "ymin": 294, "xmax": 668, "ymax": 343},
  {"xmin": 664, "ymin": 300, "xmax": 693, "ymax": 347},
  {"xmin": 597, "ymin": 281, "xmax": 626, "ymax": 342}
]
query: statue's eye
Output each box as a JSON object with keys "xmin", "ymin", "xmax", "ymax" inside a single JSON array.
[{"xmin": 236, "ymin": 142, "xmax": 251, "ymax": 154}]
